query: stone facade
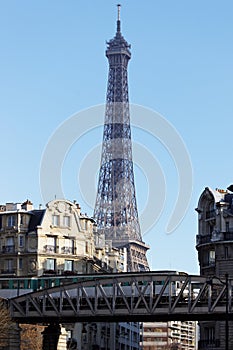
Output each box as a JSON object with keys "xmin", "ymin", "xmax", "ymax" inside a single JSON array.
[{"xmin": 0, "ymin": 199, "xmax": 100, "ymax": 277}]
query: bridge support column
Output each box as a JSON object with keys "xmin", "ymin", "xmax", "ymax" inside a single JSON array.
[
  {"xmin": 42, "ymin": 323, "xmax": 61, "ymax": 350},
  {"xmin": 8, "ymin": 323, "xmax": 21, "ymax": 350},
  {"xmin": 57, "ymin": 326, "xmax": 68, "ymax": 350}
]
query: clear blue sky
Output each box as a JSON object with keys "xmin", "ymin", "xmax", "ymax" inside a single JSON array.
[{"xmin": 1, "ymin": 1, "xmax": 233, "ymax": 274}]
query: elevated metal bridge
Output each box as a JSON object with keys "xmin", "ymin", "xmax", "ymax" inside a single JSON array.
[{"xmin": 8, "ymin": 272, "xmax": 233, "ymax": 323}]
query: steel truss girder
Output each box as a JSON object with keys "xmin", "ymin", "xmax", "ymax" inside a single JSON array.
[{"xmin": 9, "ymin": 272, "xmax": 233, "ymax": 323}]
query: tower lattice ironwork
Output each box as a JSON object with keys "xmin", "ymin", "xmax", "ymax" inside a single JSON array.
[{"xmin": 94, "ymin": 5, "xmax": 149, "ymax": 271}]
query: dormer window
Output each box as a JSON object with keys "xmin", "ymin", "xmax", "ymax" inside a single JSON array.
[
  {"xmin": 20, "ymin": 215, "xmax": 24, "ymax": 225},
  {"xmin": 63, "ymin": 216, "xmax": 70, "ymax": 227},
  {"xmin": 52, "ymin": 215, "xmax": 59, "ymax": 227},
  {"xmin": 7, "ymin": 215, "xmax": 16, "ymax": 227},
  {"xmin": 205, "ymin": 203, "xmax": 215, "ymax": 220}
]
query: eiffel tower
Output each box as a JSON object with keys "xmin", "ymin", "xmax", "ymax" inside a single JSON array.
[{"xmin": 94, "ymin": 5, "xmax": 149, "ymax": 272}]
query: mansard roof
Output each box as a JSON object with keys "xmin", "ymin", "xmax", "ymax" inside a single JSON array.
[{"xmin": 28, "ymin": 209, "xmax": 45, "ymax": 231}]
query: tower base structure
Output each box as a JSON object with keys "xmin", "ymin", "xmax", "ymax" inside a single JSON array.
[{"xmin": 114, "ymin": 240, "xmax": 149, "ymax": 272}]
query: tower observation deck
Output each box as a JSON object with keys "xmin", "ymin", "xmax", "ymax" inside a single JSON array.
[{"xmin": 94, "ymin": 5, "xmax": 149, "ymax": 271}]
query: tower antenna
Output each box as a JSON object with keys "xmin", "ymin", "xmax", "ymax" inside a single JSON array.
[
  {"xmin": 117, "ymin": 4, "xmax": 121, "ymax": 21},
  {"xmin": 117, "ymin": 4, "xmax": 121, "ymax": 32}
]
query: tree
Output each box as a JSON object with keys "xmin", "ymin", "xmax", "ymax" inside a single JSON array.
[
  {"xmin": 20, "ymin": 324, "xmax": 44, "ymax": 350},
  {"xmin": 0, "ymin": 299, "xmax": 13, "ymax": 348}
]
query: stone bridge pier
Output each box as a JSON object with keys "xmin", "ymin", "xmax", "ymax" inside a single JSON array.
[
  {"xmin": 42, "ymin": 323, "xmax": 67, "ymax": 350},
  {"xmin": 7, "ymin": 323, "xmax": 67, "ymax": 350},
  {"xmin": 8, "ymin": 323, "xmax": 21, "ymax": 350}
]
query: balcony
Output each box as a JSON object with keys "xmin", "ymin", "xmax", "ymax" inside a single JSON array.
[
  {"xmin": 61, "ymin": 246, "xmax": 75, "ymax": 254},
  {"xmin": 93, "ymin": 257, "xmax": 107, "ymax": 269},
  {"xmin": 1, "ymin": 245, "xmax": 15, "ymax": 253},
  {"xmin": 1, "ymin": 269, "xmax": 16, "ymax": 275},
  {"xmin": 197, "ymin": 231, "xmax": 233, "ymax": 246},
  {"xmin": 43, "ymin": 269, "xmax": 57, "ymax": 275},
  {"xmin": 63, "ymin": 270, "xmax": 76, "ymax": 276},
  {"xmin": 44, "ymin": 245, "xmax": 57, "ymax": 253},
  {"xmin": 223, "ymin": 231, "xmax": 233, "ymax": 241},
  {"xmin": 196, "ymin": 235, "xmax": 211, "ymax": 245}
]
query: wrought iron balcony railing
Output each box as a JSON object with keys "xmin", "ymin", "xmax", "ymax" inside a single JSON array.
[
  {"xmin": 196, "ymin": 235, "xmax": 211, "ymax": 245},
  {"xmin": 1, "ymin": 245, "xmax": 15, "ymax": 253},
  {"xmin": 198, "ymin": 339, "xmax": 220, "ymax": 348},
  {"xmin": 43, "ymin": 269, "xmax": 57, "ymax": 275},
  {"xmin": 196, "ymin": 231, "xmax": 233, "ymax": 245},
  {"xmin": 43, "ymin": 245, "xmax": 57, "ymax": 253},
  {"xmin": 1, "ymin": 269, "xmax": 16, "ymax": 275},
  {"xmin": 61, "ymin": 246, "xmax": 75, "ymax": 254}
]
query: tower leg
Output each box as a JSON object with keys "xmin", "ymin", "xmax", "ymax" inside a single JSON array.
[{"xmin": 42, "ymin": 323, "xmax": 61, "ymax": 350}]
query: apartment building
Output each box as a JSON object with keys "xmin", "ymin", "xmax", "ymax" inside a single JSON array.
[
  {"xmin": 142, "ymin": 321, "xmax": 196, "ymax": 350},
  {"xmin": 196, "ymin": 186, "xmax": 233, "ymax": 350},
  {"xmin": 0, "ymin": 199, "xmax": 100, "ymax": 276}
]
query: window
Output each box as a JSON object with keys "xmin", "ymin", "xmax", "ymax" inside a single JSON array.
[
  {"xmin": 20, "ymin": 215, "xmax": 24, "ymax": 225},
  {"xmin": 47, "ymin": 236, "xmax": 56, "ymax": 246},
  {"xmin": 18, "ymin": 235, "xmax": 24, "ymax": 248},
  {"xmin": 19, "ymin": 258, "xmax": 23, "ymax": 270},
  {"xmin": 225, "ymin": 247, "xmax": 229, "ymax": 259},
  {"xmin": 63, "ymin": 216, "xmax": 70, "ymax": 227},
  {"xmin": 63, "ymin": 238, "xmax": 74, "ymax": 254},
  {"xmin": 5, "ymin": 237, "xmax": 14, "ymax": 252},
  {"xmin": 204, "ymin": 326, "xmax": 215, "ymax": 344},
  {"xmin": 7, "ymin": 215, "xmax": 16, "ymax": 227},
  {"xmin": 226, "ymin": 222, "xmax": 229, "ymax": 232},
  {"xmin": 52, "ymin": 215, "xmax": 59, "ymax": 226},
  {"xmin": 45, "ymin": 258, "xmax": 56, "ymax": 271},
  {"xmin": 64, "ymin": 260, "xmax": 73, "ymax": 271},
  {"xmin": 83, "ymin": 220, "xmax": 87, "ymax": 230},
  {"xmin": 5, "ymin": 259, "xmax": 13, "ymax": 273},
  {"xmin": 205, "ymin": 202, "xmax": 215, "ymax": 219},
  {"xmin": 46, "ymin": 236, "xmax": 57, "ymax": 253},
  {"xmin": 209, "ymin": 224, "xmax": 214, "ymax": 234},
  {"xmin": 209, "ymin": 250, "xmax": 215, "ymax": 265}
]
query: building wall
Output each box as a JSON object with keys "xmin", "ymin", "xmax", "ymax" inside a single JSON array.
[{"xmin": 142, "ymin": 321, "xmax": 196, "ymax": 350}]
